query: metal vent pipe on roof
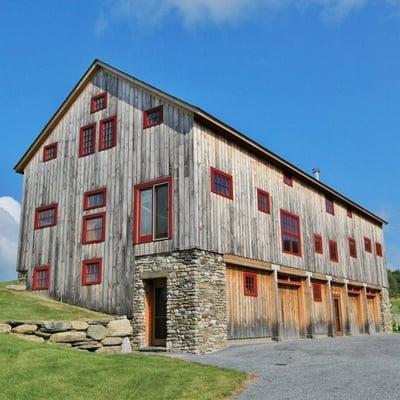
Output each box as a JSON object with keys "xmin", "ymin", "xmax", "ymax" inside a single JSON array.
[{"xmin": 312, "ymin": 168, "xmax": 320, "ymax": 181}]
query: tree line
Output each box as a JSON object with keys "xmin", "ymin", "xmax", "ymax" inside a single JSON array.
[{"xmin": 388, "ymin": 269, "xmax": 400, "ymax": 298}]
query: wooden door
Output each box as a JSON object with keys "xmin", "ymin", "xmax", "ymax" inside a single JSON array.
[
  {"xmin": 348, "ymin": 294, "xmax": 362, "ymax": 335},
  {"xmin": 333, "ymin": 296, "xmax": 343, "ymax": 336},
  {"xmin": 367, "ymin": 297, "xmax": 379, "ymax": 334},
  {"xmin": 279, "ymin": 284, "xmax": 301, "ymax": 339},
  {"xmin": 148, "ymin": 279, "xmax": 167, "ymax": 347}
]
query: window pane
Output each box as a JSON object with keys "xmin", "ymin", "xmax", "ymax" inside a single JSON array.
[
  {"xmin": 86, "ymin": 217, "xmax": 103, "ymax": 241},
  {"xmin": 82, "ymin": 127, "xmax": 95, "ymax": 155},
  {"xmin": 140, "ymin": 189, "xmax": 153, "ymax": 236},
  {"xmin": 39, "ymin": 208, "xmax": 55, "ymax": 227},
  {"xmin": 87, "ymin": 192, "xmax": 104, "ymax": 208},
  {"xmin": 102, "ymin": 120, "xmax": 115, "ymax": 149},
  {"xmin": 155, "ymin": 184, "xmax": 168, "ymax": 239},
  {"xmin": 86, "ymin": 263, "xmax": 99, "ymax": 283}
]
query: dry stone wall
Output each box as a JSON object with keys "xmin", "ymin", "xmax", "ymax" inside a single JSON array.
[{"xmin": 380, "ymin": 288, "xmax": 393, "ymax": 333}]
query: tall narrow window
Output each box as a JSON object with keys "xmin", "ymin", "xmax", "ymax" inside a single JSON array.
[
  {"xmin": 243, "ymin": 272, "xmax": 257, "ymax": 297},
  {"xmin": 79, "ymin": 123, "xmax": 96, "ymax": 157},
  {"xmin": 83, "ymin": 188, "xmax": 106, "ymax": 210},
  {"xmin": 99, "ymin": 116, "xmax": 117, "ymax": 151},
  {"xmin": 329, "ymin": 240, "xmax": 339, "ymax": 262},
  {"xmin": 314, "ymin": 234, "xmax": 323, "ymax": 254},
  {"xmin": 312, "ymin": 282, "xmax": 322, "ymax": 302},
  {"xmin": 90, "ymin": 93, "xmax": 107, "ymax": 113},
  {"xmin": 43, "ymin": 143, "xmax": 58, "ymax": 162},
  {"xmin": 376, "ymin": 242, "xmax": 383, "ymax": 257},
  {"xmin": 347, "ymin": 209, "xmax": 353, "ymax": 218},
  {"xmin": 325, "ymin": 198, "xmax": 335, "ymax": 215},
  {"xmin": 257, "ymin": 189, "xmax": 270, "ymax": 214},
  {"xmin": 210, "ymin": 167, "xmax": 233, "ymax": 200},
  {"xmin": 364, "ymin": 237, "xmax": 372, "ymax": 253},
  {"xmin": 82, "ymin": 212, "xmax": 106, "ymax": 244},
  {"xmin": 280, "ymin": 210, "xmax": 302, "ymax": 256},
  {"xmin": 34, "ymin": 204, "xmax": 58, "ymax": 229},
  {"xmin": 134, "ymin": 176, "xmax": 173, "ymax": 244},
  {"xmin": 143, "ymin": 106, "xmax": 163, "ymax": 129},
  {"xmin": 82, "ymin": 259, "xmax": 102, "ymax": 285},
  {"xmin": 33, "ymin": 265, "xmax": 50, "ymax": 290},
  {"xmin": 349, "ymin": 238, "xmax": 357, "ymax": 258},
  {"xmin": 283, "ymin": 173, "xmax": 293, "ymax": 187}
]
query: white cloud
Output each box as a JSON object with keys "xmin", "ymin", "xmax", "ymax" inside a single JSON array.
[{"xmin": 0, "ymin": 197, "xmax": 20, "ymax": 281}]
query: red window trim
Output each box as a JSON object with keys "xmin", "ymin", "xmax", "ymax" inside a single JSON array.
[
  {"xmin": 210, "ymin": 167, "xmax": 234, "ymax": 200},
  {"xmin": 277, "ymin": 274, "xmax": 302, "ymax": 287},
  {"xmin": 364, "ymin": 237, "xmax": 372, "ymax": 253},
  {"xmin": 375, "ymin": 242, "xmax": 383, "ymax": 257},
  {"xmin": 347, "ymin": 209, "xmax": 353, "ymax": 218},
  {"xmin": 348, "ymin": 237, "xmax": 357, "ymax": 258},
  {"xmin": 43, "ymin": 143, "xmax": 58, "ymax": 162},
  {"xmin": 280, "ymin": 209, "xmax": 302, "ymax": 257},
  {"xmin": 82, "ymin": 211, "xmax": 106, "ymax": 244},
  {"xmin": 283, "ymin": 173, "xmax": 293, "ymax": 187},
  {"xmin": 143, "ymin": 105, "xmax": 163, "ymax": 129},
  {"xmin": 34, "ymin": 204, "xmax": 58, "ymax": 230},
  {"xmin": 257, "ymin": 188, "xmax": 270, "ymax": 214},
  {"xmin": 99, "ymin": 115, "xmax": 117, "ymax": 151},
  {"xmin": 329, "ymin": 240, "xmax": 339, "ymax": 262},
  {"xmin": 312, "ymin": 282, "xmax": 322, "ymax": 302},
  {"xmin": 243, "ymin": 272, "xmax": 258, "ymax": 297},
  {"xmin": 81, "ymin": 258, "xmax": 103, "ymax": 286},
  {"xmin": 90, "ymin": 92, "xmax": 108, "ymax": 113},
  {"xmin": 133, "ymin": 176, "xmax": 173, "ymax": 244},
  {"xmin": 325, "ymin": 198, "xmax": 335, "ymax": 216},
  {"xmin": 32, "ymin": 265, "xmax": 50, "ymax": 290},
  {"xmin": 79, "ymin": 123, "xmax": 96, "ymax": 157},
  {"xmin": 314, "ymin": 234, "xmax": 323, "ymax": 254},
  {"xmin": 83, "ymin": 188, "xmax": 107, "ymax": 211}
]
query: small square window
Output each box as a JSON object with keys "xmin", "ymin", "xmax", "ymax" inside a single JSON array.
[
  {"xmin": 82, "ymin": 212, "xmax": 106, "ymax": 244},
  {"xmin": 329, "ymin": 240, "xmax": 339, "ymax": 262},
  {"xmin": 349, "ymin": 238, "xmax": 357, "ymax": 258},
  {"xmin": 33, "ymin": 265, "xmax": 50, "ymax": 290},
  {"xmin": 79, "ymin": 123, "xmax": 96, "ymax": 157},
  {"xmin": 325, "ymin": 198, "xmax": 335, "ymax": 215},
  {"xmin": 83, "ymin": 188, "xmax": 106, "ymax": 210},
  {"xmin": 90, "ymin": 93, "xmax": 107, "ymax": 113},
  {"xmin": 99, "ymin": 116, "xmax": 117, "ymax": 151},
  {"xmin": 376, "ymin": 242, "xmax": 383, "ymax": 257},
  {"xmin": 312, "ymin": 282, "xmax": 322, "ymax": 302},
  {"xmin": 243, "ymin": 272, "xmax": 257, "ymax": 297},
  {"xmin": 314, "ymin": 234, "xmax": 323, "ymax": 254},
  {"xmin": 43, "ymin": 143, "xmax": 58, "ymax": 162},
  {"xmin": 347, "ymin": 209, "xmax": 353, "ymax": 218},
  {"xmin": 364, "ymin": 237, "xmax": 372, "ymax": 253},
  {"xmin": 210, "ymin": 167, "xmax": 233, "ymax": 200},
  {"xmin": 283, "ymin": 173, "xmax": 293, "ymax": 187},
  {"xmin": 143, "ymin": 106, "xmax": 163, "ymax": 129},
  {"xmin": 257, "ymin": 189, "xmax": 270, "ymax": 214},
  {"xmin": 34, "ymin": 204, "xmax": 58, "ymax": 229},
  {"xmin": 82, "ymin": 259, "xmax": 102, "ymax": 285}
]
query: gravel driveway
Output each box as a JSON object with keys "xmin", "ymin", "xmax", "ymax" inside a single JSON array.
[{"xmin": 179, "ymin": 335, "xmax": 400, "ymax": 400}]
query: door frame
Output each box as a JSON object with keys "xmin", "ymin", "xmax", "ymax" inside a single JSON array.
[{"xmin": 332, "ymin": 295, "xmax": 343, "ymax": 336}]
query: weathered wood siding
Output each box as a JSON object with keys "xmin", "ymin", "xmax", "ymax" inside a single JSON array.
[
  {"xmin": 311, "ymin": 281, "xmax": 329, "ymax": 335},
  {"xmin": 193, "ymin": 122, "xmax": 387, "ymax": 287}
]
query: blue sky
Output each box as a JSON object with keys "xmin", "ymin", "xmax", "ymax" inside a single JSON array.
[{"xmin": 0, "ymin": 0, "xmax": 399, "ymax": 280}]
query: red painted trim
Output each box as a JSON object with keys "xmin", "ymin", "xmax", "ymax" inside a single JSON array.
[
  {"xmin": 90, "ymin": 92, "xmax": 108, "ymax": 113},
  {"xmin": 210, "ymin": 167, "xmax": 234, "ymax": 200},
  {"xmin": 257, "ymin": 188, "xmax": 270, "ymax": 214},
  {"xmin": 243, "ymin": 271, "xmax": 258, "ymax": 297},
  {"xmin": 34, "ymin": 204, "xmax": 58, "ymax": 230},
  {"xmin": 143, "ymin": 105, "xmax": 163, "ymax": 129},
  {"xmin": 82, "ymin": 211, "xmax": 106, "ymax": 244},
  {"xmin": 329, "ymin": 240, "xmax": 339, "ymax": 262},
  {"xmin": 43, "ymin": 143, "xmax": 58, "ymax": 162},
  {"xmin": 348, "ymin": 237, "xmax": 357, "ymax": 258},
  {"xmin": 133, "ymin": 176, "xmax": 173, "ymax": 244},
  {"xmin": 79, "ymin": 123, "xmax": 96, "ymax": 157},
  {"xmin": 347, "ymin": 209, "xmax": 353, "ymax": 218},
  {"xmin": 83, "ymin": 187, "xmax": 107, "ymax": 211},
  {"xmin": 81, "ymin": 258, "xmax": 102, "ymax": 286},
  {"xmin": 99, "ymin": 115, "xmax": 117, "ymax": 151},
  {"xmin": 312, "ymin": 282, "xmax": 322, "ymax": 302},
  {"xmin": 313, "ymin": 234, "xmax": 323, "ymax": 254},
  {"xmin": 280, "ymin": 209, "xmax": 302, "ymax": 257},
  {"xmin": 283, "ymin": 173, "xmax": 293, "ymax": 187},
  {"xmin": 375, "ymin": 242, "xmax": 383, "ymax": 257},
  {"xmin": 32, "ymin": 265, "xmax": 50, "ymax": 290},
  {"xmin": 364, "ymin": 237, "xmax": 372, "ymax": 253},
  {"xmin": 325, "ymin": 198, "xmax": 335, "ymax": 216}
]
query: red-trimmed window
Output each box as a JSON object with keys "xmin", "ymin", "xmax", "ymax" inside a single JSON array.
[
  {"xmin": 79, "ymin": 123, "xmax": 96, "ymax": 157},
  {"xmin": 257, "ymin": 189, "xmax": 270, "ymax": 214},
  {"xmin": 83, "ymin": 188, "xmax": 106, "ymax": 211},
  {"xmin": 143, "ymin": 106, "xmax": 163, "ymax": 129},
  {"xmin": 314, "ymin": 234, "xmax": 323, "ymax": 254},
  {"xmin": 347, "ymin": 209, "xmax": 353, "ymax": 218},
  {"xmin": 82, "ymin": 258, "xmax": 102, "ymax": 286},
  {"xmin": 329, "ymin": 240, "xmax": 339, "ymax": 262},
  {"xmin": 280, "ymin": 210, "xmax": 301, "ymax": 256},
  {"xmin": 34, "ymin": 204, "xmax": 58, "ymax": 229},
  {"xmin": 82, "ymin": 212, "xmax": 106, "ymax": 244},
  {"xmin": 43, "ymin": 143, "xmax": 57, "ymax": 162},
  {"xmin": 325, "ymin": 198, "xmax": 335, "ymax": 215},
  {"xmin": 312, "ymin": 283, "xmax": 322, "ymax": 302},
  {"xmin": 210, "ymin": 167, "xmax": 233, "ymax": 200},
  {"xmin": 33, "ymin": 265, "xmax": 50, "ymax": 290},
  {"xmin": 349, "ymin": 238, "xmax": 357, "ymax": 258},
  {"xmin": 364, "ymin": 237, "xmax": 372, "ymax": 253},
  {"xmin": 99, "ymin": 116, "xmax": 117, "ymax": 151},
  {"xmin": 243, "ymin": 272, "xmax": 257, "ymax": 297},
  {"xmin": 283, "ymin": 173, "xmax": 293, "ymax": 187},
  {"xmin": 134, "ymin": 176, "xmax": 173, "ymax": 244},
  {"xmin": 376, "ymin": 242, "xmax": 383, "ymax": 257},
  {"xmin": 90, "ymin": 93, "xmax": 107, "ymax": 113}
]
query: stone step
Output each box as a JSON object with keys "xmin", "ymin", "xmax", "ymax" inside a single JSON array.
[{"xmin": 139, "ymin": 346, "xmax": 167, "ymax": 353}]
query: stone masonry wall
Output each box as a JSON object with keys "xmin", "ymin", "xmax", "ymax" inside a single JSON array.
[
  {"xmin": 131, "ymin": 249, "xmax": 227, "ymax": 354},
  {"xmin": 380, "ymin": 287, "xmax": 393, "ymax": 333}
]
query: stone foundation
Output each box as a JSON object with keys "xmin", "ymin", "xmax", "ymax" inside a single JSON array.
[
  {"xmin": 17, "ymin": 271, "xmax": 27, "ymax": 286},
  {"xmin": 380, "ymin": 287, "xmax": 393, "ymax": 333},
  {"xmin": 131, "ymin": 249, "xmax": 227, "ymax": 354}
]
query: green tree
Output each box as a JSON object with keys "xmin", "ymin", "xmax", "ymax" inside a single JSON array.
[{"xmin": 388, "ymin": 269, "xmax": 400, "ymax": 297}]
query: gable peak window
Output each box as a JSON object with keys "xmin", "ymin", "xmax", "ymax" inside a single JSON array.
[
  {"xmin": 364, "ymin": 237, "xmax": 372, "ymax": 253},
  {"xmin": 257, "ymin": 188, "xmax": 270, "ymax": 214},
  {"xmin": 82, "ymin": 212, "xmax": 106, "ymax": 244},
  {"xmin": 329, "ymin": 240, "xmax": 339, "ymax": 262},
  {"xmin": 210, "ymin": 167, "xmax": 233, "ymax": 200},
  {"xmin": 280, "ymin": 210, "xmax": 302, "ymax": 256},
  {"xmin": 83, "ymin": 188, "xmax": 106, "ymax": 211},
  {"xmin": 33, "ymin": 265, "xmax": 50, "ymax": 290},
  {"xmin": 347, "ymin": 209, "xmax": 353, "ymax": 218},
  {"xmin": 243, "ymin": 272, "xmax": 258, "ymax": 297},
  {"xmin": 79, "ymin": 123, "xmax": 96, "ymax": 157},
  {"xmin": 134, "ymin": 176, "xmax": 173, "ymax": 244},
  {"xmin": 312, "ymin": 282, "xmax": 322, "ymax": 302},
  {"xmin": 82, "ymin": 259, "xmax": 102, "ymax": 285},
  {"xmin": 314, "ymin": 234, "xmax": 323, "ymax": 254},
  {"xmin": 35, "ymin": 204, "xmax": 58, "ymax": 229},
  {"xmin": 376, "ymin": 242, "xmax": 383, "ymax": 257},
  {"xmin": 43, "ymin": 143, "xmax": 58, "ymax": 162},
  {"xmin": 99, "ymin": 116, "xmax": 117, "ymax": 151},
  {"xmin": 143, "ymin": 105, "xmax": 163, "ymax": 129},
  {"xmin": 325, "ymin": 198, "xmax": 335, "ymax": 215},
  {"xmin": 90, "ymin": 93, "xmax": 107, "ymax": 113},
  {"xmin": 348, "ymin": 238, "xmax": 357, "ymax": 258},
  {"xmin": 283, "ymin": 173, "xmax": 293, "ymax": 187}
]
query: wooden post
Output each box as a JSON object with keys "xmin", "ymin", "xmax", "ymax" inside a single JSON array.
[
  {"xmin": 326, "ymin": 276, "xmax": 334, "ymax": 337},
  {"xmin": 363, "ymin": 284, "xmax": 371, "ymax": 335},
  {"xmin": 272, "ymin": 264, "xmax": 281, "ymax": 341},
  {"xmin": 343, "ymin": 280, "xmax": 351, "ymax": 336},
  {"xmin": 306, "ymin": 272, "xmax": 315, "ymax": 338}
]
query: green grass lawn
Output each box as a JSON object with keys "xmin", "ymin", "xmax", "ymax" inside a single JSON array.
[
  {"xmin": 0, "ymin": 335, "xmax": 245, "ymax": 400},
  {"xmin": 391, "ymin": 298, "xmax": 400, "ymax": 314}
]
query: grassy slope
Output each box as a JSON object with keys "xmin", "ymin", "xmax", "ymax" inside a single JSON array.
[
  {"xmin": 391, "ymin": 298, "xmax": 400, "ymax": 314},
  {"xmin": 0, "ymin": 335, "xmax": 245, "ymax": 400}
]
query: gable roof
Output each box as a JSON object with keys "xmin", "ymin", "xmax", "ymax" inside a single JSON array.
[{"xmin": 14, "ymin": 59, "xmax": 387, "ymax": 226}]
